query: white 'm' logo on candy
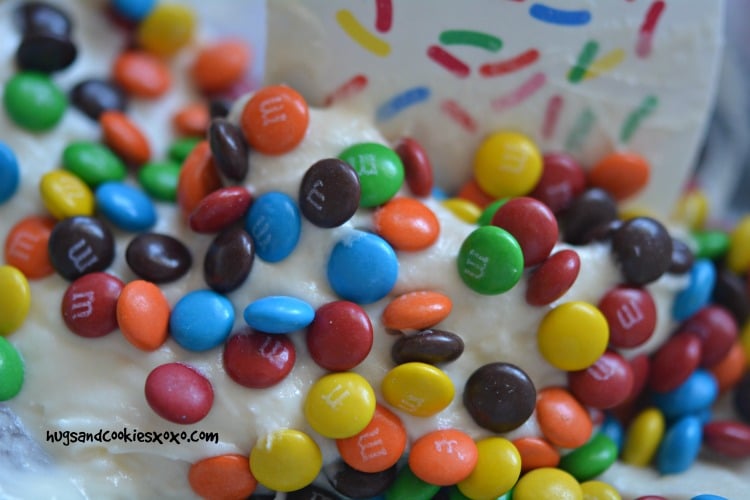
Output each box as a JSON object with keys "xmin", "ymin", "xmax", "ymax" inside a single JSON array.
[
  {"xmin": 463, "ymin": 249, "xmax": 488, "ymax": 279},
  {"xmin": 356, "ymin": 154, "xmax": 378, "ymax": 176},
  {"xmin": 616, "ymin": 299, "xmax": 645, "ymax": 330},
  {"xmin": 70, "ymin": 291, "xmax": 95, "ymax": 319},
  {"xmin": 306, "ymin": 180, "xmax": 326, "ymax": 211},
  {"xmin": 500, "ymin": 144, "xmax": 530, "ymax": 173},
  {"xmin": 434, "ymin": 439, "xmax": 466, "ymax": 459},
  {"xmin": 399, "ymin": 394, "xmax": 424, "ymax": 412},
  {"xmin": 259, "ymin": 96, "xmax": 287, "ymax": 126},
  {"xmin": 258, "ymin": 336, "xmax": 286, "ymax": 369},
  {"xmin": 321, "ymin": 384, "xmax": 350, "ymax": 410},
  {"xmin": 251, "ymin": 216, "xmax": 273, "ymax": 250},
  {"xmin": 68, "ymin": 239, "xmax": 98, "ymax": 272},
  {"xmin": 357, "ymin": 427, "xmax": 388, "ymax": 461},
  {"xmin": 6, "ymin": 230, "xmax": 39, "ymax": 262}
]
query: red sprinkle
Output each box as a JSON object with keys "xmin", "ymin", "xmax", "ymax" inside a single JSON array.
[
  {"xmin": 324, "ymin": 74, "xmax": 369, "ymax": 106},
  {"xmin": 145, "ymin": 363, "xmax": 214, "ymax": 424},
  {"xmin": 440, "ymin": 99, "xmax": 478, "ymax": 133},
  {"xmin": 427, "ymin": 45, "xmax": 470, "ymax": 78},
  {"xmin": 479, "ymin": 48, "xmax": 539, "ymax": 77},
  {"xmin": 307, "ymin": 301, "xmax": 373, "ymax": 372},
  {"xmin": 525, "ymin": 249, "xmax": 580, "ymax": 306},
  {"xmin": 223, "ymin": 330, "xmax": 296, "ymax": 388},
  {"xmin": 189, "ymin": 186, "xmax": 252, "ymax": 234},
  {"xmin": 374, "ymin": 0, "xmax": 393, "ymax": 32},
  {"xmin": 542, "ymin": 94, "xmax": 563, "ymax": 140},
  {"xmin": 62, "ymin": 272, "xmax": 124, "ymax": 338}
]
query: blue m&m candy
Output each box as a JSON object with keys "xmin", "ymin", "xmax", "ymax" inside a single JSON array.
[
  {"xmin": 672, "ymin": 259, "xmax": 716, "ymax": 321},
  {"xmin": 656, "ymin": 415, "xmax": 703, "ymax": 474},
  {"xmin": 243, "ymin": 296, "xmax": 315, "ymax": 334},
  {"xmin": 327, "ymin": 230, "xmax": 398, "ymax": 304},
  {"xmin": 651, "ymin": 369, "xmax": 718, "ymax": 420},
  {"xmin": 95, "ymin": 181, "xmax": 156, "ymax": 232},
  {"xmin": 245, "ymin": 191, "xmax": 301, "ymax": 262},
  {"xmin": 0, "ymin": 142, "xmax": 19, "ymax": 205},
  {"xmin": 169, "ymin": 290, "xmax": 234, "ymax": 351}
]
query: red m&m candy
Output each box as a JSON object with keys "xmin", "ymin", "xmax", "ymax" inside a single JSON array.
[
  {"xmin": 145, "ymin": 363, "xmax": 213, "ymax": 424},
  {"xmin": 223, "ymin": 330, "xmax": 296, "ymax": 388},
  {"xmin": 307, "ymin": 301, "xmax": 373, "ymax": 371},
  {"xmin": 62, "ymin": 272, "xmax": 124, "ymax": 338}
]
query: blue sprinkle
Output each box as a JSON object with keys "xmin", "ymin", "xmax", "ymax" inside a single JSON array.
[
  {"xmin": 170, "ymin": 290, "xmax": 235, "ymax": 351},
  {"xmin": 652, "ymin": 369, "xmax": 718, "ymax": 420},
  {"xmin": 529, "ymin": 3, "xmax": 592, "ymax": 26},
  {"xmin": 0, "ymin": 141, "xmax": 19, "ymax": 205},
  {"xmin": 327, "ymin": 230, "xmax": 398, "ymax": 304},
  {"xmin": 95, "ymin": 181, "xmax": 156, "ymax": 232},
  {"xmin": 656, "ymin": 415, "xmax": 703, "ymax": 475},
  {"xmin": 691, "ymin": 495, "xmax": 729, "ymax": 500},
  {"xmin": 243, "ymin": 296, "xmax": 315, "ymax": 334},
  {"xmin": 376, "ymin": 86, "xmax": 430, "ymax": 122},
  {"xmin": 672, "ymin": 259, "xmax": 716, "ymax": 321},
  {"xmin": 245, "ymin": 191, "xmax": 301, "ymax": 263}
]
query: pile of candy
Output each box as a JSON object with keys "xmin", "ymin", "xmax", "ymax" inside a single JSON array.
[{"xmin": 2, "ymin": 1, "xmax": 750, "ymax": 500}]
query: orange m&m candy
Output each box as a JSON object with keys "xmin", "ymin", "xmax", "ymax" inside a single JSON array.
[
  {"xmin": 191, "ymin": 40, "xmax": 252, "ymax": 94},
  {"xmin": 240, "ymin": 85, "xmax": 309, "ymax": 155},
  {"xmin": 188, "ymin": 454, "xmax": 257, "ymax": 500},
  {"xmin": 588, "ymin": 151, "xmax": 650, "ymax": 201},
  {"xmin": 100, "ymin": 111, "xmax": 151, "ymax": 165},
  {"xmin": 408, "ymin": 428, "xmax": 478, "ymax": 486},
  {"xmin": 116, "ymin": 280, "xmax": 169, "ymax": 351},
  {"xmin": 4, "ymin": 215, "xmax": 56, "ymax": 279},
  {"xmin": 336, "ymin": 403, "xmax": 407, "ymax": 473}
]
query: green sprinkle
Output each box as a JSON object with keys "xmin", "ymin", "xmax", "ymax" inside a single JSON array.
[
  {"xmin": 568, "ymin": 40, "xmax": 599, "ymax": 83},
  {"xmin": 439, "ymin": 29, "xmax": 503, "ymax": 53}
]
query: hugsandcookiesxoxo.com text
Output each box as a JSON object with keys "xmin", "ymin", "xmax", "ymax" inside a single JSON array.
[{"xmin": 46, "ymin": 428, "xmax": 220, "ymax": 446}]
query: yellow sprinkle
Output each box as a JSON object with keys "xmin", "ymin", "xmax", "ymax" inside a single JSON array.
[
  {"xmin": 335, "ymin": 9, "xmax": 391, "ymax": 57},
  {"xmin": 584, "ymin": 49, "xmax": 626, "ymax": 80}
]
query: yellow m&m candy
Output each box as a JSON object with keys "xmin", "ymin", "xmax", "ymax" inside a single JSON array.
[
  {"xmin": 381, "ymin": 362, "xmax": 454, "ymax": 417},
  {"xmin": 39, "ymin": 170, "xmax": 94, "ymax": 219},
  {"xmin": 621, "ymin": 407, "xmax": 665, "ymax": 466},
  {"xmin": 473, "ymin": 131, "xmax": 542, "ymax": 198},
  {"xmin": 458, "ymin": 437, "xmax": 521, "ymax": 500},
  {"xmin": 249, "ymin": 429, "xmax": 321, "ymax": 492},
  {"xmin": 513, "ymin": 467, "xmax": 582, "ymax": 500},
  {"xmin": 0, "ymin": 265, "xmax": 30, "ymax": 336},
  {"xmin": 537, "ymin": 301, "xmax": 609, "ymax": 371},
  {"xmin": 304, "ymin": 372, "xmax": 376, "ymax": 439},
  {"xmin": 137, "ymin": 4, "xmax": 196, "ymax": 57}
]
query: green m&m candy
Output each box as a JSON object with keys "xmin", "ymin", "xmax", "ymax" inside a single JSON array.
[
  {"xmin": 168, "ymin": 136, "xmax": 201, "ymax": 163},
  {"xmin": 385, "ymin": 464, "xmax": 440, "ymax": 500},
  {"xmin": 457, "ymin": 225, "xmax": 524, "ymax": 295},
  {"xmin": 4, "ymin": 72, "xmax": 67, "ymax": 131},
  {"xmin": 558, "ymin": 432, "xmax": 618, "ymax": 482},
  {"xmin": 138, "ymin": 160, "xmax": 181, "ymax": 201},
  {"xmin": 339, "ymin": 142, "xmax": 404, "ymax": 208},
  {"xmin": 0, "ymin": 337, "xmax": 24, "ymax": 401},
  {"xmin": 62, "ymin": 141, "xmax": 127, "ymax": 187}
]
